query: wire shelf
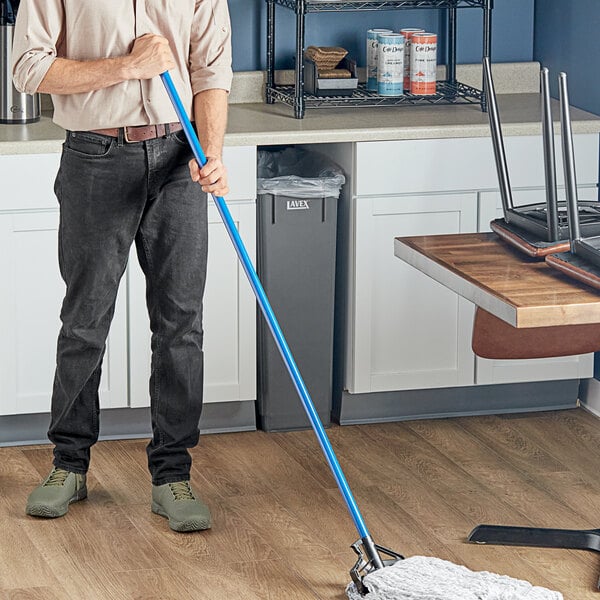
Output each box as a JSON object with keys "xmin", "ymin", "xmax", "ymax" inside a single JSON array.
[
  {"xmin": 273, "ymin": 0, "xmax": 487, "ymax": 12},
  {"xmin": 266, "ymin": 0, "xmax": 491, "ymax": 116},
  {"xmin": 267, "ymin": 80, "xmax": 483, "ymax": 109}
]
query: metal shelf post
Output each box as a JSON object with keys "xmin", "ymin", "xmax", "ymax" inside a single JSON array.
[
  {"xmin": 266, "ymin": 0, "xmax": 276, "ymax": 103},
  {"xmin": 295, "ymin": 0, "xmax": 307, "ymax": 118},
  {"xmin": 447, "ymin": 5, "xmax": 457, "ymax": 85}
]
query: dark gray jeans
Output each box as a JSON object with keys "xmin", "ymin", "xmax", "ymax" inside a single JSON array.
[{"xmin": 49, "ymin": 129, "xmax": 208, "ymax": 486}]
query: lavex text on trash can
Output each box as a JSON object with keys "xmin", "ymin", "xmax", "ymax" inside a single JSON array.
[
  {"xmin": 367, "ymin": 29, "xmax": 392, "ymax": 91},
  {"xmin": 400, "ymin": 28, "xmax": 424, "ymax": 91},
  {"xmin": 377, "ymin": 33, "xmax": 404, "ymax": 97},
  {"xmin": 410, "ymin": 32, "xmax": 437, "ymax": 95}
]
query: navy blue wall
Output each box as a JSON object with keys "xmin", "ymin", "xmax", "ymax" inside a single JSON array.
[
  {"xmin": 533, "ymin": 2, "xmax": 600, "ymax": 378},
  {"xmin": 228, "ymin": 0, "xmax": 535, "ymax": 72},
  {"xmin": 534, "ymin": 1, "xmax": 600, "ymax": 379},
  {"xmin": 534, "ymin": 0, "xmax": 600, "ymax": 116}
]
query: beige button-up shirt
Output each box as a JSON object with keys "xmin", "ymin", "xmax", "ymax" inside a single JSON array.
[{"xmin": 12, "ymin": 0, "xmax": 233, "ymax": 131}]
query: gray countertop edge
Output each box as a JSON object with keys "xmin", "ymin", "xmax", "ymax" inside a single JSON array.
[
  {"xmin": 2, "ymin": 93, "xmax": 600, "ymax": 155},
  {"xmin": 224, "ymin": 120, "xmax": 599, "ymax": 146}
]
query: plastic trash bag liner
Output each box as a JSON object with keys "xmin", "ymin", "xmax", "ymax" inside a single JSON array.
[{"xmin": 257, "ymin": 147, "xmax": 345, "ymax": 199}]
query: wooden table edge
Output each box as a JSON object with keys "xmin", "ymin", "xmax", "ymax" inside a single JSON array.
[{"xmin": 394, "ymin": 234, "xmax": 600, "ymax": 328}]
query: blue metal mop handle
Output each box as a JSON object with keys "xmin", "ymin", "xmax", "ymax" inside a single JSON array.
[{"xmin": 160, "ymin": 71, "xmax": 381, "ymax": 564}]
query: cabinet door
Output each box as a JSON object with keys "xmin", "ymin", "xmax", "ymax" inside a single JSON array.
[
  {"xmin": 0, "ymin": 211, "xmax": 128, "ymax": 416},
  {"xmin": 475, "ymin": 188, "xmax": 595, "ymax": 385},
  {"xmin": 348, "ymin": 193, "xmax": 477, "ymax": 394},
  {"xmin": 128, "ymin": 200, "xmax": 257, "ymax": 408}
]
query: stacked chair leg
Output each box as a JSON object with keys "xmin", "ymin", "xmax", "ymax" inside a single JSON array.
[
  {"xmin": 545, "ymin": 73, "xmax": 600, "ymax": 287},
  {"xmin": 483, "ymin": 58, "xmax": 600, "ymax": 258},
  {"xmin": 470, "ymin": 66, "xmax": 600, "ymax": 591}
]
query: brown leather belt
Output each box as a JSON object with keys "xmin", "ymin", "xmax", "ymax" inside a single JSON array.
[{"xmin": 89, "ymin": 122, "xmax": 183, "ymax": 143}]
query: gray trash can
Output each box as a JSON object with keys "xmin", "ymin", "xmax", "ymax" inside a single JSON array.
[{"xmin": 256, "ymin": 147, "xmax": 345, "ymax": 431}]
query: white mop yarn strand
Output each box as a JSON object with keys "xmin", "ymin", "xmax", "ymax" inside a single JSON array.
[{"xmin": 346, "ymin": 556, "xmax": 564, "ymax": 600}]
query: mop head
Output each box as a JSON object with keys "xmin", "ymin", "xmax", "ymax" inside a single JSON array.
[{"xmin": 346, "ymin": 556, "xmax": 563, "ymax": 600}]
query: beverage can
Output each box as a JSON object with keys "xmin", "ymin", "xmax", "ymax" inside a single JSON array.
[
  {"xmin": 400, "ymin": 28, "xmax": 425, "ymax": 91},
  {"xmin": 410, "ymin": 32, "xmax": 437, "ymax": 95},
  {"xmin": 377, "ymin": 33, "xmax": 405, "ymax": 97},
  {"xmin": 367, "ymin": 29, "xmax": 393, "ymax": 91}
]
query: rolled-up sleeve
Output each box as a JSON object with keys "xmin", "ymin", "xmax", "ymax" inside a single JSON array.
[
  {"xmin": 189, "ymin": 0, "xmax": 233, "ymax": 95},
  {"xmin": 12, "ymin": 0, "xmax": 64, "ymax": 94}
]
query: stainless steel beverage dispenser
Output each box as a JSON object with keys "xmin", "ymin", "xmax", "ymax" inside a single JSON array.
[{"xmin": 1, "ymin": 0, "xmax": 41, "ymax": 124}]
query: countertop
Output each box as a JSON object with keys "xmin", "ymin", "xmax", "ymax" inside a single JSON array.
[{"xmin": 1, "ymin": 93, "xmax": 600, "ymax": 155}]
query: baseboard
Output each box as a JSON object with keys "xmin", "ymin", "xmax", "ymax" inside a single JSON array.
[
  {"xmin": 334, "ymin": 380, "xmax": 580, "ymax": 425},
  {"xmin": 0, "ymin": 400, "xmax": 256, "ymax": 447},
  {"xmin": 579, "ymin": 377, "xmax": 600, "ymax": 418},
  {"xmin": 2, "ymin": 380, "xmax": 582, "ymax": 445}
]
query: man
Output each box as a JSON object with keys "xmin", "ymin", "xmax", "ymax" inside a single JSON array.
[{"xmin": 12, "ymin": 0, "xmax": 232, "ymax": 532}]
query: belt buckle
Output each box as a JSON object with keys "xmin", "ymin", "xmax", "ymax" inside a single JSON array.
[
  {"xmin": 123, "ymin": 126, "xmax": 134, "ymax": 143},
  {"xmin": 124, "ymin": 125, "xmax": 160, "ymax": 142}
]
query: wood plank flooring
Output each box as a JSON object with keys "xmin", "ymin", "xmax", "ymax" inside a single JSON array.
[{"xmin": 1, "ymin": 408, "xmax": 600, "ymax": 599}]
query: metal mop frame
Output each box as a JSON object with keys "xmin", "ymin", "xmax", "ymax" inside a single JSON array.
[{"xmin": 160, "ymin": 72, "xmax": 402, "ymax": 596}]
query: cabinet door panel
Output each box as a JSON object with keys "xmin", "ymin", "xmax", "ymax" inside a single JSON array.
[
  {"xmin": 128, "ymin": 201, "xmax": 257, "ymax": 407},
  {"xmin": 0, "ymin": 211, "xmax": 127, "ymax": 416},
  {"xmin": 349, "ymin": 193, "xmax": 477, "ymax": 393},
  {"xmin": 204, "ymin": 202, "xmax": 256, "ymax": 403}
]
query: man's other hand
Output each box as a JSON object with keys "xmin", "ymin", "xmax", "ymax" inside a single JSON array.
[
  {"xmin": 189, "ymin": 157, "xmax": 229, "ymax": 197},
  {"xmin": 128, "ymin": 34, "xmax": 175, "ymax": 80}
]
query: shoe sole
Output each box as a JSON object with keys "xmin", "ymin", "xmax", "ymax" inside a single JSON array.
[
  {"xmin": 26, "ymin": 487, "xmax": 88, "ymax": 518},
  {"xmin": 151, "ymin": 501, "xmax": 211, "ymax": 532}
]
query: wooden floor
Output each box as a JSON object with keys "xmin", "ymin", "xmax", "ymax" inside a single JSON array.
[{"xmin": 1, "ymin": 408, "xmax": 600, "ymax": 599}]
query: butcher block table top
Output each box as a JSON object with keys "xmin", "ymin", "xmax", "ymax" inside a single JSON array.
[{"xmin": 394, "ymin": 232, "xmax": 600, "ymax": 329}]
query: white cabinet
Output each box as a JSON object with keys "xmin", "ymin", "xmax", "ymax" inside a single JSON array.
[
  {"xmin": 0, "ymin": 146, "xmax": 257, "ymax": 418},
  {"xmin": 0, "ymin": 155, "xmax": 127, "ymax": 416},
  {"xmin": 128, "ymin": 146, "xmax": 257, "ymax": 408},
  {"xmin": 336, "ymin": 133, "xmax": 598, "ymax": 395},
  {"xmin": 349, "ymin": 193, "xmax": 477, "ymax": 393}
]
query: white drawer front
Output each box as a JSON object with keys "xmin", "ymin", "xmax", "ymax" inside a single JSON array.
[
  {"xmin": 0, "ymin": 153, "xmax": 61, "ymax": 212},
  {"xmin": 356, "ymin": 135, "xmax": 599, "ymax": 196},
  {"xmin": 223, "ymin": 146, "xmax": 256, "ymax": 201},
  {"xmin": 0, "ymin": 146, "xmax": 256, "ymax": 213}
]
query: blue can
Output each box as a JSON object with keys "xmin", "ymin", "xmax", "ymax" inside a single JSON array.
[
  {"xmin": 367, "ymin": 29, "xmax": 392, "ymax": 91},
  {"xmin": 377, "ymin": 33, "xmax": 405, "ymax": 97}
]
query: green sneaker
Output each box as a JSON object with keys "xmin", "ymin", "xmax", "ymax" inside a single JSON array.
[
  {"xmin": 151, "ymin": 481, "xmax": 211, "ymax": 532},
  {"xmin": 26, "ymin": 467, "xmax": 87, "ymax": 518}
]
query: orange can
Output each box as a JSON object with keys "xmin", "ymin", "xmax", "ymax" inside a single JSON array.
[
  {"xmin": 410, "ymin": 32, "xmax": 437, "ymax": 95},
  {"xmin": 400, "ymin": 28, "xmax": 424, "ymax": 91}
]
